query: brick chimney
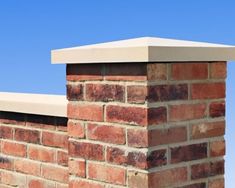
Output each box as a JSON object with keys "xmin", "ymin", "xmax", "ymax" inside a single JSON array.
[{"xmin": 52, "ymin": 37, "xmax": 235, "ymax": 188}]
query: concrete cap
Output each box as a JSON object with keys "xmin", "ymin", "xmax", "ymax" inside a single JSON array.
[
  {"xmin": 0, "ymin": 92, "xmax": 67, "ymax": 117},
  {"xmin": 51, "ymin": 37, "xmax": 235, "ymax": 64}
]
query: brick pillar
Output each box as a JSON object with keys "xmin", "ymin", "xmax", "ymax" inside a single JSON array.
[{"xmin": 66, "ymin": 61, "xmax": 226, "ymax": 188}]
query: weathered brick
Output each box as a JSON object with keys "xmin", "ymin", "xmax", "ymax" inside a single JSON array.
[
  {"xmin": 148, "ymin": 107, "xmax": 167, "ymax": 125},
  {"xmin": 210, "ymin": 62, "xmax": 226, "ymax": 79},
  {"xmin": 149, "ymin": 126, "xmax": 187, "ymax": 146},
  {"xmin": 127, "ymin": 85, "xmax": 147, "ymax": 104},
  {"xmin": 67, "ymin": 84, "xmax": 83, "ymax": 101},
  {"xmin": 177, "ymin": 183, "xmax": 206, "ymax": 188},
  {"xmin": 0, "ymin": 171, "xmax": 27, "ymax": 187},
  {"xmin": 68, "ymin": 120, "xmax": 85, "ymax": 138},
  {"xmin": 210, "ymin": 140, "xmax": 225, "ymax": 157},
  {"xmin": 169, "ymin": 103, "xmax": 206, "ymax": 122},
  {"xmin": 0, "ymin": 126, "xmax": 13, "ymax": 139},
  {"xmin": 209, "ymin": 101, "xmax": 225, "ymax": 118},
  {"xmin": 87, "ymin": 123, "xmax": 125, "ymax": 144},
  {"xmin": 15, "ymin": 159, "xmax": 40, "ymax": 176},
  {"xmin": 191, "ymin": 121, "xmax": 225, "ymax": 139},
  {"xmin": 149, "ymin": 167, "xmax": 188, "ymax": 187},
  {"xmin": 191, "ymin": 82, "xmax": 225, "ymax": 100},
  {"xmin": 147, "ymin": 149, "xmax": 167, "ymax": 168},
  {"xmin": 105, "ymin": 63, "xmax": 147, "ymax": 81},
  {"xmin": 106, "ymin": 147, "xmax": 127, "ymax": 165},
  {"xmin": 0, "ymin": 156, "xmax": 14, "ymax": 170},
  {"xmin": 42, "ymin": 164, "xmax": 68, "ymax": 183},
  {"xmin": 86, "ymin": 84, "xmax": 124, "ymax": 102},
  {"xmin": 88, "ymin": 162, "xmax": 126, "ymax": 185},
  {"xmin": 127, "ymin": 151, "xmax": 148, "ymax": 169},
  {"xmin": 66, "ymin": 64, "xmax": 103, "ymax": 81},
  {"xmin": 191, "ymin": 160, "xmax": 224, "ymax": 180},
  {"xmin": 68, "ymin": 103, "xmax": 103, "ymax": 122},
  {"xmin": 209, "ymin": 178, "xmax": 224, "ymax": 188},
  {"xmin": 171, "ymin": 63, "xmax": 208, "ymax": 80},
  {"xmin": 69, "ymin": 141, "xmax": 104, "ymax": 161},
  {"xmin": 171, "ymin": 143, "xmax": 207, "ymax": 163},
  {"xmin": 106, "ymin": 105, "xmax": 147, "ymax": 126},
  {"xmin": 147, "ymin": 63, "xmax": 167, "ymax": 81},
  {"xmin": 42, "ymin": 131, "xmax": 68, "ymax": 149},
  {"xmin": 69, "ymin": 159, "xmax": 86, "ymax": 177},
  {"xmin": 15, "ymin": 128, "xmax": 40, "ymax": 144},
  {"xmin": 28, "ymin": 146, "xmax": 55, "ymax": 163},
  {"xmin": 57, "ymin": 150, "xmax": 68, "ymax": 167},
  {"xmin": 127, "ymin": 129, "xmax": 148, "ymax": 148},
  {"xmin": 69, "ymin": 179, "xmax": 104, "ymax": 188},
  {"xmin": 148, "ymin": 84, "xmax": 188, "ymax": 102},
  {"xmin": 128, "ymin": 171, "xmax": 148, "ymax": 188},
  {"xmin": 2, "ymin": 141, "xmax": 26, "ymax": 157}
]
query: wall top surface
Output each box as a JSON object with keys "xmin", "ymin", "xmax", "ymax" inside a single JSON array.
[
  {"xmin": 0, "ymin": 92, "xmax": 67, "ymax": 117},
  {"xmin": 51, "ymin": 37, "xmax": 235, "ymax": 64}
]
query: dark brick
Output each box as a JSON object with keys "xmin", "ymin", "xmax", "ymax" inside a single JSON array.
[
  {"xmin": 177, "ymin": 182, "xmax": 206, "ymax": 188},
  {"xmin": 171, "ymin": 143, "xmax": 207, "ymax": 163},
  {"xmin": 147, "ymin": 149, "xmax": 167, "ymax": 168},
  {"xmin": 67, "ymin": 84, "xmax": 83, "ymax": 101},
  {"xmin": 0, "ymin": 126, "xmax": 13, "ymax": 139},
  {"xmin": 15, "ymin": 128, "xmax": 40, "ymax": 144},
  {"xmin": 148, "ymin": 107, "xmax": 167, "ymax": 125},
  {"xmin": 209, "ymin": 101, "xmax": 225, "ymax": 118}
]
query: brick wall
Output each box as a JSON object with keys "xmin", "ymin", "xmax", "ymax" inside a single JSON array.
[
  {"xmin": 0, "ymin": 112, "xmax": 68, "ymax": 188},
  {"xmin": 67, "ymin": 62, "xmax": 226, "ymax": 188}
]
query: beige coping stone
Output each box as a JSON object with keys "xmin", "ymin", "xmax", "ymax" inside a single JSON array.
[
  {"xmin": 0, "ymin": 92, "xmax": 67, "ymax": 117},
  {"xmin": 51, "ymin": 37, "xmax": 235, "ymax": 64}
]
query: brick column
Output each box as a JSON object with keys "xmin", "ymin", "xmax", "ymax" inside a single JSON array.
[{"xmin": 66, "ymin": 61, "xmax": 226, "ymax": 188}]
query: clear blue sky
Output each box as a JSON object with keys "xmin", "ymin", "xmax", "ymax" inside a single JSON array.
[{"xmin": 0, "ymin": 1, "xmax": 234, "ymax": 187}]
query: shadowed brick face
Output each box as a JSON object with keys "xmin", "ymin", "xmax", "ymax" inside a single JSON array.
[
  {"xmin": 64, "ymin": 62, "xmax": 226, "ymax": 188},
  {"xmin": 1, "ymin": 61, "xmax": 226, "ymax": 188}
]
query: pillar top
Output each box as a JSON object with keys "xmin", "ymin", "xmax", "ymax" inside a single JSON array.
[{"xmin": 51, "ymin": 37, "xmax": 235, "ymax": 64}]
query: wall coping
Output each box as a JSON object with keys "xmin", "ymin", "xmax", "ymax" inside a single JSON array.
[
  {"xmin": 0, "ymin": 92, "xmax": 67, "ymax": 117},
  {"xmin": 51, "ymin": 37, "xmax": 235, "ymax": 64}
]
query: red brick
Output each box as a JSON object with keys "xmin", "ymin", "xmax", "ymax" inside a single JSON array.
[
  {"xmin": 210, "ymin": 140, "xmax": 225, "ymax": 157},
  {"xmin": 191, "ymin": 83, "xmax": 225, "ymax": 99},
  {"xmin": 88, "ymin": 162, "xmax": 126, "ymax": 185},
  {"xmin": 105, "ymin": 63, "xmax": 147, "ymax": 81},
  {"xmin": 87, "ymin": 123, "xmax": 125, "ymax": 144},
  {"xmin": 2, "ymin": 141, "xmax": 26, "ymax": 157},
  {"xmin": 149, "ymin": 167, "xmax": 188, "ymax": 187},
  {"xmin": 68, "ymin": 159, "xmax": 86, "ymax": 177},
  {"xmin": 106, "ymin": 105, "xmax": 147, "ymax": 126},
  {"xmin": 210, "ymin": 62, "xmax": 226, "ymax": 79},
  {"xmin": 127, "ymin": 151, "xmax": 148, "ymax": 169},
  {"xmin": 68, "ymin": 103, "xmax": 103, "ymax": 122},
  {"xmin": 169, "ymin": 103, "xmax": 206, "ymax": 122},
  {"xmin": 57, "ymin": 150, "xmax": 68, "ymax": 166},
  {"xmin": 28, "ymin": 179, "xmax": 44, "ymax": 188},
  {"xmin": 179, "ymin": 183, "xmax": 206, "ymax": 188},
  {"xmin": 69, "ymin": 179, "xmax": 104, "ymax": 188},
  {"xmin": 68, "ymin": 120, "xmax": 85, "ymax": 138},
  {"xmin": 148, "ymin": 84, "xmax": 188, "ymax": 102},
  {"xmin": 209, "ymin": 178, "xmax": 224, "ymax": 188},
  {"xmin": 128, "ymin": 171, "xmax": 148, "ymax": 188},
  {"xmin": 86, "ymin": 84, "xmax": 124, "ymax": 102},
  {"xmin": 14, "ymin": 128, "xmax": 40, "ymax": 144},
  {"xmin": 171, "ymin": 63, "xmax": 208, "ymax": 80},
  {"xmin": 15, "ymin": 159, "xmax": 40, "ymax": 176},
  {"xmin": 0, "ymin": 171, "xmax": 27, "ymax": 187},
  {"xmin": 0, "ymin": 156, "xmax": 14, "ymax": 170},
  {"xmin": 28, "ymin": 146, "xmax": 55, "ymax": 163},
  {"xmin": 67, "ymin": 84, "xmax": 83, "ymax": 101},
  {"xmin": 66, "ymin": 64, "xmax": 103, "ymax": 81},
  {"xmin": 127, "ymin": 85, "xmax": 147, "ymax": 104},
  {"xmin": 191, "ymin": 160, "xmax": 224, "ymax": 180},
  {"xmin": 149, "ymin": 126, "xmax": 187, "ymax": 146},
  {"xmin": 69, "ymin": 141, "xmax": 104, "ymax": 161},
  {"xmin": 209, "ymin": 101, "xmax": 225, "ymax": 118},
  {"xmin": 147, "ymin": 63, "xmax": 167, "ymax": 81},
  {"xmin": 171, "ymin": 143, "xmax": 207, "ymax": 164},
  {"xmin": 106, "ymin": 147, "xmax": 127, "ymax": 165},
  {"xmin": 146, "ymin": 149, "xmax": 167, "ymax": 168},
  {"xmin": 0, "ymin": 126, "xmax": 13, "ymax": 139},
  {"xmin": 42, "ymin": 131, "xmax": 68, "ymax": 149},
  {"xmin": 191, "ymin": 121, "xmax": 225, "ymax": 139},
  {"xmin": 42, "ymin": 164, "xmax": 68, "ymax": 183},
  {"xmin": 127, "ymin": 129, "xmax": 148, "ymax": 147}
]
